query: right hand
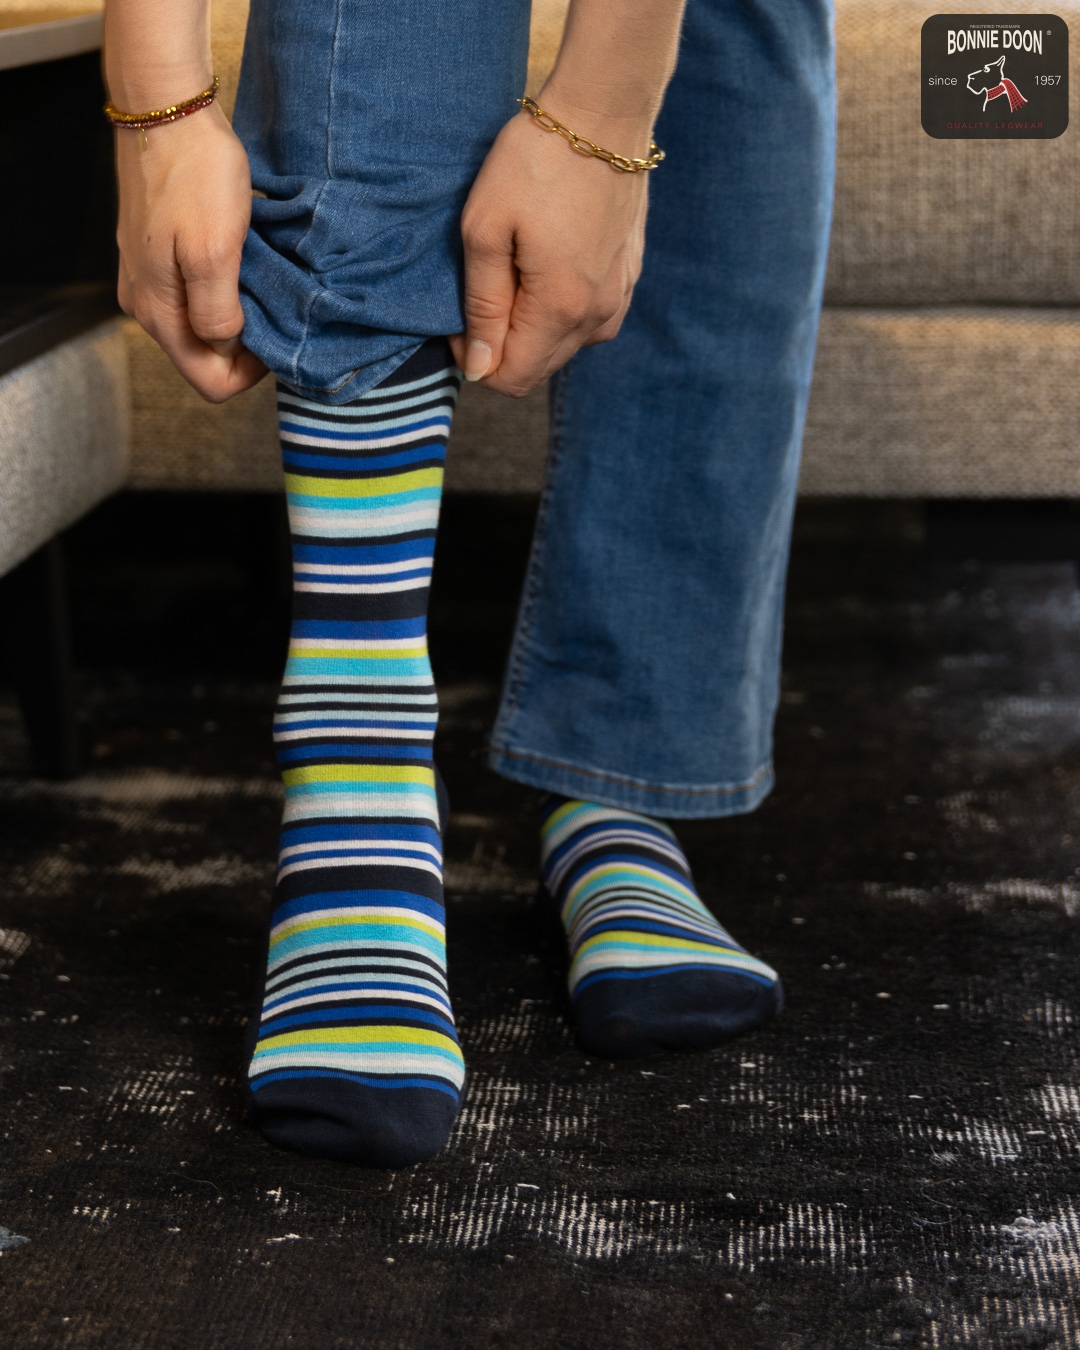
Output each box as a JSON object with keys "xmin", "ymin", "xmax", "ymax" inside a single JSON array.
[
  {"xmin": 115, "ymin": 103, "xmax": 266, "ymax": 403},
  {"xmin": 447, "ymin": 102, "xmax": 652, "ymax": 399}
]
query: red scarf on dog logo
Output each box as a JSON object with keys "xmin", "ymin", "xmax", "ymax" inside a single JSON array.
[{"xmin": 986, "ymin": 78, "xmax": 1027, "ymax": 112}]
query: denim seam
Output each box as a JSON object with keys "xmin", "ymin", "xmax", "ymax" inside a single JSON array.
[
  {"xmin": 487, "ymin": 366, "xmax": 569, "ymax": 740},
  {"xmin": 278, "ymin": 0, "xmax": 344, "ymax": 386},
  {"xmin": 291, "ymin": 260, "xmax": 325, "ymax": 388},
  {"xmin": 488, "ymin": 744, "xmax": 774, "ymax": 798},
  {"xmin": 326, "ymin": 0, "xmax": 345, "ymax": 180}
]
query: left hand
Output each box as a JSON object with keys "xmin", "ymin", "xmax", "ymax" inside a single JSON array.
[
  {"xmin": 447, "ymin": 100, "xmax": 652, "ymax": 398},
  {"xmin": 114, "ymin": 103, "xmax": 267, "ymax": 403}
]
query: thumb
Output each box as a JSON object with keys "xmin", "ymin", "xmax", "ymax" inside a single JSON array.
[{"xmin": 451, "ymin": 222, "xmax": 517, "ymax": 382}]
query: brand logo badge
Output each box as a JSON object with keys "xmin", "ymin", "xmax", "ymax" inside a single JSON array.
[{"xmin": 922, "ymin": 14, "xmax": 1068, "ymax": 138}]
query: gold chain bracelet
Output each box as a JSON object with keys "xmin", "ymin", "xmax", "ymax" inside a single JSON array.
[
  {"xmin": 104, "ymin": 76, "xmax": 220, "ymax": 150},
  {"xmin": 518, "ymin": 96, "xmax": 664, "ymax": 173}
]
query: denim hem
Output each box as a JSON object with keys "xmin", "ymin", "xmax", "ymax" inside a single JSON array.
[
  {"xmin": 272, "ymin": 338, "xmax": 423, "ymax": 405},
  {"xmin": 485, "ymin": 745, "xmax": 775, "ymax": 820}
]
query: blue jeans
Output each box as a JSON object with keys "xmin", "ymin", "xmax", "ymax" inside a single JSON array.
[
  {"xmin": 235, "ymin": 0, "xmax": 836, "ymax": 818},
  {"xmin": 234, "ymin": 0, "xmax": 531, "ymax": 399}
]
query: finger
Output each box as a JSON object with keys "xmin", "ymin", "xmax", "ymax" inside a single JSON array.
[
  {"xmin": 135, "ymin": 242, "xmax": 261, "ymax": 400},
  {"xmin": 164, "ymin": 303, "xmax": 267, "ymax": 402},
  {"xmin": 181, "ymin": 343, "xmax": 268, "ymax": 402},
  {"xmin": 130, "ymin": 262, "xmax": 189, "ymax": 351},
  {"xmin": 455, "ymin": 216, "xmax": 517, "ymax": 382},
  {"xmin": 169, "ymin": 329, "xmax": 268, "ymax": 403},
  {"xmin": 137, "ymin": 284, "xmax": 266, "ymax": 403},
  {"xmin": 484, "ymin": 279, "xmax": 592, "ymax": 396},
  {"xmin": 181, "ymin": 246, "xmax": 246, "ymax": 346},
  {"xmin": 582, "ymin": 294, "xmax": 632, "ymax": 348}
]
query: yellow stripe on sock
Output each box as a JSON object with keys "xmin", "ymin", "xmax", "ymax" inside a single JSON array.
[
  {"xmin": 285, "ymin": 468, "xmax": 443, "ymax": 499},
  {"xmin": 574, "ymin": 930, "xmax": 746, "ymax": 959},
  {"xmin": 287, "ymin": 645, "xmax": 428, "ymax": 660},
  {"xmin": 256, "ymin": 1025, "xmax": 458, "ymax": 1051},
  {"xmin": 281, "ymin": 764, "xmax": 435, "ymax": 787}
]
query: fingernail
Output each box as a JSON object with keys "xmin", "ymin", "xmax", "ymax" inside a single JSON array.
[{"xmin": 463, "ymin": 339, "xmax": 492, "ymax": 382}]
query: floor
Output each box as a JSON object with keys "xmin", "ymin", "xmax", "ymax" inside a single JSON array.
[{"xmin": 1, "ymin": 495, "xmax": 1079, "ymax": 1349}]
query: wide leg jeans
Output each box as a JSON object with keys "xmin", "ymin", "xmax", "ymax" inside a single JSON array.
[{"xmin": 235, "ymin": 0, "xmax": 837, "ymax": 819}]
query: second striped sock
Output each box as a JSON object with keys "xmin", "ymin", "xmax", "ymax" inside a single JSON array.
[{"xmin": 541, "ymin": 798, "xmax": 784, "ymax": 1058}]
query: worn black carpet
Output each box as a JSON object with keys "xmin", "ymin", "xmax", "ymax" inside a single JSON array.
[{"xmin": 1, "ymin": 495, "xmax": 1079, "ymax": 1348}]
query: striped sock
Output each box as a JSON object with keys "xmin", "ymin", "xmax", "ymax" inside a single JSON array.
[
  {"xmin": 540, "ymin": 798, "xmax": 784, "ymax": 1058},
  {"xmin": 245, "ymin": 340, "xmax": 465, "ymax": 1168}
]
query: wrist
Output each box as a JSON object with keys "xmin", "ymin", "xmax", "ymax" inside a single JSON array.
[
  {"xmin": 531, "ymin": 81, "xmax": 658, "ymax": 158},
  {"xmin": 113, "ymin": 102, "xmax": 241, "ymax": 169},
  {"xmin": 104, "ymin": 63, "xmax": 215, "ymax": 114}
]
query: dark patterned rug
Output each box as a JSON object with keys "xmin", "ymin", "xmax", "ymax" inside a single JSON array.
[{"xmin": 1, "ymin": 496, "xmax": 1078, "ymax": 1349}]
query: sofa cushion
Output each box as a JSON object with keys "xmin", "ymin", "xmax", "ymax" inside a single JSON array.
[
  {"xmin": 124, "ymin": 317, "xmax": 548, "ymax": 492},
  {"xmin": 450, "ymin": 307, "xmax": 1080, "ymax": 498},
  {"xmin": 126, "ymin": 318, "xmax": 279, "ymax": 491},
  {"xmin": 129, "ymin": 306, "xmax": 1080, "ymax": 499},
  {"xmin": 801, "ymin": 307, "xmax": 1080, "ymax": 496}
]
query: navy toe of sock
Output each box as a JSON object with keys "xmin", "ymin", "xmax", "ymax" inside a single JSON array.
[
  {"xmin": 572, "ymin": 970, "xmax": 784, "ymax": 1059},
  {"xmin": 249, "ymin": 1078, "xmax": 461, "ymax": 1168}
]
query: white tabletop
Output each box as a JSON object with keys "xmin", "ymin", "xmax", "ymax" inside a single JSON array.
[{"xmin": 0, "ymin": 11, "xmax": 102, "ymax": 72}]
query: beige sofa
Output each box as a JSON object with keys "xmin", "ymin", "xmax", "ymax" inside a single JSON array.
[
  {"xmin": 0, "ymin": 322, "xmax": 128, "ymax": 577},
  {"xmin": 116, "ymin": 0, "xmax": 1080, "ymax": 498}
]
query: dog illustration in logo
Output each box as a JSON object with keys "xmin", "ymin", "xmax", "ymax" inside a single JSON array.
[{"xmin": 967, "ymin": 55, "xmax": 1028, "ymax": 112}]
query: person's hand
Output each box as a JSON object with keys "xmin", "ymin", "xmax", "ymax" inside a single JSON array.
[
  {"xmin": 448, "ymin": 99, "xmax": 652, "ymax": 398},
  {"xmin": 115, "ymin": 103, "xmax": 266, "ymax": 403}
]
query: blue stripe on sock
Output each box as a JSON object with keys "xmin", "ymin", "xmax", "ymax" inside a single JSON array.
[
  {"xmin": 292, "ymin": 540, "xmax": 435, "ymax": 565},
  {"xmin": 280, "ymin": 823, "xmax": 440, "ymax": 846},
  {"xmin": 573, "ymin": 964, "xmax": 778, "ymax": 993},
  {"xmin": 260, "ymin": 1006, "xmax": 455, "ymax": 1033},
  {"xmin": 290, "ymin": 617, "xmax": 429, "ymax": 640},
  {"xmin": 279, "ymin": 415, "xmax": 451, "ymax": 443},
  {"xmin": 282, "ymin": 445, "xmax": 445, "ymax": 472},
  {"xmin": 271, "ymin": 888, "xmax": 446, "ymax": 925}
]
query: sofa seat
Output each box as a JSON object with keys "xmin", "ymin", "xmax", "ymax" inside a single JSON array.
[{"xmin": 0, "ymin": 305, "xmax": 128, "ymax": 575}]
